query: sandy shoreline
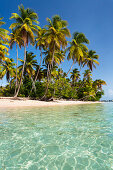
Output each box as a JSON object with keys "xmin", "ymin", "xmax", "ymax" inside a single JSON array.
[{"xmin": 0, "ymin": 97, "xmax": 102, "ymax": 108}]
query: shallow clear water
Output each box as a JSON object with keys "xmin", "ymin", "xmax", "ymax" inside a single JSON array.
[{"xmin": 0, "ymin": 103, "xmax": 113, "ymax": 170}]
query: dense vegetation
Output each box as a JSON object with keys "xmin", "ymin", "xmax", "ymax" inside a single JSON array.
[{"xmin": 0, "ymin": 5, "xmax": 106, "ymax": 101}]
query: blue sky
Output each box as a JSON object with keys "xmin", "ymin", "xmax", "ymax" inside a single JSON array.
[{"xmin": 0, "ymin": 0, "xmax": 113, "ymax": 99}]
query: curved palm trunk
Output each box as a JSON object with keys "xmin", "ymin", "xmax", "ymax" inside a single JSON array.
[
  {"xmin": 65, "ymin": 60, "xmax": 75, "ymax": 77},
  {"xmin": 14, "ymin": 45, "xmax": 26, "ymax": 97},
  {"xmin": 14, "ymin": 43, "xmax": 18, "ymax": 95}
]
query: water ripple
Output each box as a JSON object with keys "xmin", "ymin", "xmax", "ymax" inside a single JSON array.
[{"xmin": 0, "ymin": 103, "xmax": 113, "ymax": 169}]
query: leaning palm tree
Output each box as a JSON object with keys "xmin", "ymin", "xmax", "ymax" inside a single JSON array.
[
  {"xmin": 66, "ymin": 32, "xmax": 89, "ymax": 76},
  {"xmin": 9, "ymin": 4, "xmax": 40, "ymax": 97},
  {"xmin": 10, "ymin": 29, "xmax": 23, "ymax": 94},
  {"xmin": 83, "ymin": 50, "xmax": 99, "ymax": 71},
  {"xmin": 0, "ymin": 17, "xmax": 10, "ymax": 62},
  {"xmin": 45, "ymin": 15, "xmax": 70, "ymax": 69}
]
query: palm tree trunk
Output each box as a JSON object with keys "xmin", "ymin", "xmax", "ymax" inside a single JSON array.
[
  {"xmin": 14, "ymin": 45, "xmax": 26, "ymax": 97},
  {"xmin": 65, "ymin": 60, "xmax": 75, "ymax": 77},
  {"xmin": 28, "ymin": 48, "xmax": 43, "ymax": 97},
  {"xmin": 30, "ymin": 80, "xmax": 36, "ymax": 93},
  {"xmin": 74, "ymin": 79, "xmax": 75, "ymax": 86},
  {"xmin": 30, "ymin": 76, "xmax": 36, "ymax": 92},
  {"xmin": 14, "ymin": 43, "xmax": 18, "ymax": 95},
  {"xmin": 59, "ymin": 63, "xmax": 61, "ymax": 75},
  {"xmin": 49, "ymin": 64, "xmax": 52, "ymax": 81},
  {"xmin": 51, "ymin": 43, "xmax": 55, "ymax": 68},
  {"xmin": 41, "ymin": 64, "xmax": 50, "ymax": 100},
  {"xmin": 35, "ymin": 48, "xmax": 42, "ymax": 82},
  {"xmin": 41, "ymin": 43, "xmax": 55, "ymax": 100},
  {"xmin": 30, "ymin": 48, "xmax": 42, "ymax": 93},
  {"xmin": 45, "ymin": 44, "xmax": 55, "ymax": 99},
  {"xmin": 28, "ymin": 76, "xmax": 36, "ymax": 97}
]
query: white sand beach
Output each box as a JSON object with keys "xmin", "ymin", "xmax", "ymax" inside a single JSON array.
[{"xmin": 0, "ymin": 97, "xmax": 102, "ymax": 108}]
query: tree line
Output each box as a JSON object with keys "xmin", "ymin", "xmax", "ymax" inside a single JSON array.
[{"xmin": 0, "ymin": 4, "xmax": 106, "ymax": 100}]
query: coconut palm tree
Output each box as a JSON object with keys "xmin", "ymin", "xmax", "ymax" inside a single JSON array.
[
  {"xmin": 43, "ymin": 49, "xmax": 65, "ymax": 83},
  {"xmin": 66, "ymin": 32, "xmax": 89, "ymax": 76},
  {"xmin": 18, "ymin": 52, "xmax": 38, "ymax": 85},
  {"xmin": 70, "ymin": 68, "xmax": 80, "ymax": 86},
  {"xmin": 93, "ymin": 79, "xmax": 106, "ymax": 91},
  {"xmin": 0, "ymin": 17, "xmax": 10, "ymax": 62},
  {"xmin": 9, "ymin": 4, "xmax": 40, "ymax": 97},
  {"xmin": 10, "ymin": 69, "xmax": 21, "ymax": 87},
  {"xmin": 45, "ymin": 15, "xmax": 70, "ymax": 68},
  {"xmin": 83, "ymin": 69, "xmax": 92, "ymax": 82},
  {"xmin": 35, "ymin": 28, "xmax": 47, "ymax": 80},
  {"xmin": 30, "ymin": 28, "xmax": 47, "ymax": 93},
  {"xmin": 42, "ymin": 51, "xmax": 55, "ymax": 98},
  {"xmin": 83, "ymin": 50, "xmax": 99, "ymax": 71},
  {"xmin": 1, "ymin": 58, "xmax": 15, "ymax": 83},
  {"xmin": 43, "ymin": 50, "xmax": 65, "ymax": 67},
  {"xmin": 10, "ymin": 29, "xmax": 23, "ymax": 94},
  {"xmin": 41, "ymin": 49, "xmax": 65, "ymax": 99}
]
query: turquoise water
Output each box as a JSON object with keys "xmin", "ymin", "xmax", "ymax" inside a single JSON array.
[{"xmin": 0, "ymin": 103, "xmax": 113, "ymax": 170}]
